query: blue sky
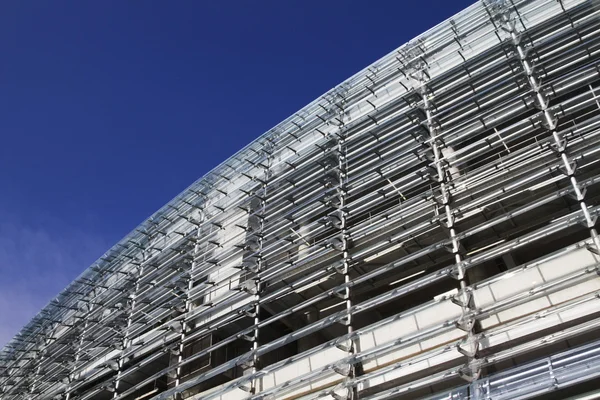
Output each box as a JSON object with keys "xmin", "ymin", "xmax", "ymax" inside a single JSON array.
[{"xmin": 0, "ymin": 0, "xmax": 472, "ymax": 346}]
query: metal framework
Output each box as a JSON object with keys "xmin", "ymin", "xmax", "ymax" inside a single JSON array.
[{"xmin": 3, "ymin": 0, "xmax": 600, "ymax": 399}]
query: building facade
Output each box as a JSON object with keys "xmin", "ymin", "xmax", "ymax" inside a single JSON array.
[{"xmin": 3, "ymin": 0, "xmax": 600, "ymax": 399}]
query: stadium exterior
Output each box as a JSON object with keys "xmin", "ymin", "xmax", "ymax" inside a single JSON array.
[{"xmin": 4, "ymin": 0, "xmax": 600, "ymax": 399}]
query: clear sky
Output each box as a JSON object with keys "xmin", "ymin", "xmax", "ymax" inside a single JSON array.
[{"xmin": 0, "ymin": 0, "xmax": 473, "ymax": 347}]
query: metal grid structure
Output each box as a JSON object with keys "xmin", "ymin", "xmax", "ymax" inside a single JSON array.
[{"xmin": 3, "ymin": 0, "xmax": 600, "ymax": 399}]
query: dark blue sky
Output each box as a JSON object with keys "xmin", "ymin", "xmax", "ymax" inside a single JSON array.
[{"xmin": 0, "ymin": 0, "xmax": 472, "ymax": 345}]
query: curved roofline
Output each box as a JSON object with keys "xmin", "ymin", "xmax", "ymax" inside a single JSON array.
[{"xmin": 1, "ymin": 0, "xmax": 480, "ymax": 356}]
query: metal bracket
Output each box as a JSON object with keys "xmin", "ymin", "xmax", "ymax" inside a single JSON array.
[
  {"xmin": 582, "ymin": 215, "xmax": 598, "ymax": 229},
  {"xmin": 541, "ymin": 111, "xmax": 558, "ymax": 131},
  {"xmin": 334, "ymin": 263, "xmax": 347, "ymax": 275},
  {"xmin": 337, "ymin": 314, "xmax": 351, "ymax": 326},
  {"xmin": 451, "ymin": 289, "xmax": 473, "ymax": 309},
  {"xmin": 586, "ymin": 244, "xmax": 600, "ymax": 256},
  {"xmin": 241, "ymin": 333, "xmax": 256, "ymax": 342},
  {"xmin": 335, "ymin": 339, "xmax": 353, "ymax": 353},
  {"xmin": 168, "ymin": 347, "xmax": 181, "ymax": 356},
  {"xmin": 568, "ymin": 187, "xmax": 587, "ymax": 202},
  {"xmin": 330, "ymin": 387, "xmax": 352, "ymax": 400},
  {"xmin": 240, "ymin": 280, "xmax": 258, "ymax": 295},
  {"xmin": 332, "ymin": 362, "xmax": 352, "ymax": 377},
  {"xmin": 532, "ymin": 91, "xmax": 549, "ymax": 110},
  {"xmin": 323, "ymin": 192, "xmax": 342, "ymax": 208},
  {"xmin": 550, "ymin": 138, "xmax": 567, "ymax": 154},
  {"xmin": 416, "ymin": 167, "xmax": 439, "ymax": 182},
  {"xmin": 237, "ymin": 383, "xmax": 252, "ymax": 392},
  {"xmin": 449, "ymin": 263, "xmax": 467, "ymax": 281},
  {"xmin": 333, "ymin": 287, "xmax": 349, "ymax": 300},
  {"xmin": 323, "ymin": 212, "xmax": 343, "ymax": 229},
  {"xmin": 559, "ymin": 161, "xmax": 578, "ymax": 177},
  {"xmin": 455, "ymin": 316, "xmax": 475, "ymax": 332},
  {"xmin": 457, "ymin": 337, "xmax": 480, "ymax": 358},
  {"xmin": 458, "ymin": 364, "xmax": 481, "ymax": 383},
  {"xmin": 325, "ymin": 236, "xmax": 345, "ymax": 251}
]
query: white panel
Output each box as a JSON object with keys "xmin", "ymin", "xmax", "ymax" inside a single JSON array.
[
  {"xmin": 488, "ymin": 268, "xmax": 544, "ymax": 301},
  {"xmin": 426, "ymin": 349, "xmax": 462, "ymax": 367},
  {"xmin": 368, "ymin": 314, "xmax": 419, "ymax": 348},
  {"xmin": 496, "ymin": 297, "xmax": 551, "ymax": 323},
  {"xmin": 505, "ymin": 313, "xmax": 562, "ymax": 341},
  {"xmin": 548, "ymin": 279, "xmax": 600, "ymax": 305},
  {"xmin": 309, "ymin": 373, "xmax": 340, "ymax": 390},
  {"xmin": 537, "ymin": 247, "xmax": 597, "ymax": 282},
  {"xmin": 364, "ymin": 361, "xmax": 425, "ymax": 388},
  {"xmin": 482, "ymin": 331, "xmax": 510, "ymax": 349},
  {"xmin": 360, "ymin": 331, "xmax": 377, "ymax": 352},
  {"xmin": 420, "ymin": 328, "xmax": 465, "ymax": 350},
  {"xmin": 362, "ymin": 343, "xmax": 422, "ymax": 370},
  {"xmin": 479, "ymin": 314, "xmax": 500, "ymax": 330},
  {"xmin": 558, "ymin": 299, "xmax": 600, "ymax": 323},
  {"xmin": 414, "ymin": 301, "xmax": 462, "ymax": 330},
  {"xmin": 309, "ymin": 346, "xmax": 346, "ymax": 370},
  {"xmin": 473, "ymin": 285, "xmax": 497, "ymax": 310},
  {"xmin": 269, "ymin": 358, "xmax": 311, "ymax": 388},
  {"xmin": 219, "ymin": 388, "xmax": 247, "ymax": 400}
]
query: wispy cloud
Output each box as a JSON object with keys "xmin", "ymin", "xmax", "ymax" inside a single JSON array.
[{"xmin": 0, "ymin": 213, "xmax": 108, "ymax": 348}]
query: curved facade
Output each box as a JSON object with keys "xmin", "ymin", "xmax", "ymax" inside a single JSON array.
[{"xmin": 3, "ymin": 0, "xmax": 600, "ymax": 399}]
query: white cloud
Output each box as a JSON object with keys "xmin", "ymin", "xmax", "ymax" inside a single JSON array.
[{"xmin": 0, "ymin": 214, "xmax": 108, "ymax": 349}]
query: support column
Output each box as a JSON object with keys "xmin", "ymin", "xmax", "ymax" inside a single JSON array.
[
  {"xmin": 330, "ymin": 91, "xmax": 358, "ymax": 400},
  {"xmin": 248, "ymin": 141, "xmax": 273, "ymax": 395},
  {"xmin": 65, "ymin": 297, "xmax": 96, "ymax": 400},
  {"xmin": 113, "ymin": 250, "xmax": 147, "ymax": 397},
  {"xmin": 175, "ymin": 212, "xmax": 204, "ymax": 387},
  {"xmin": 28, "ymin": 323, "xmax": 56, "ymax": 398},
  {"xmin": 418, "ymin": 63, "xmax": 480, "ymax": 382}
]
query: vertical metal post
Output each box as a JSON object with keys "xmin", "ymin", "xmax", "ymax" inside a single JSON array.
[
  {"xmin": 113, "ymin": 251, "xmax": 146, "ymax": 397},
  {"xmin": 249, "ymin": 141, "xmax": 273, "ymax": 395},
  {"xmin": 28, "ymin": 326, "xmax": 55, "ymax": 398},
  {"xmin": 0, "ymin": 359, "xmax": 7, "ymax": 396},
  {"xmin": 175, "ymin": 215, "xmax": 204, "ymax": 387},
  {"xmin": 331, "ymin": 91, "xmax": 357, "ymax": 399},
  {"xmin": 65, "ymin": 300, "xmax": 94, "ymax": 400},
  {"xmin": 419, "ymin": 63, "xmax": 480, "ymax": 382}
]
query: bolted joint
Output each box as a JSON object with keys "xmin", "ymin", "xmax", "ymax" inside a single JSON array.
[
  {"xmin": 559, "ymin": 161, "xmax": 578, "ymax": 177},
  {"xmin": 455, "ymin": 315, "xmax": 476, "ymax": 333},
  {"xmin": 550, "ymin": 138, "xmax": 567, "ymax": 155},
  {"xmin": 585, "ymin": 244, "xmax": 600, "ymax": 256},
  {"xmin": 337, "ymin": 314, "xmax": 351, "ymax": 327},
  {"xmin": 580, "ymin": 215, "xmax": 598, "ymax": 230},
  {"xmin": 458, "ymin": 363, "xmax": 482, "ymax": 383},
  {"xmin": 241, "ymin": 333, "xmax": 256, "ymax": 342},
  {"xmin": 324, "ymin": 236, "xmax": 345, "ymax": 251},
  {"xmin": 335, "ymin": 338, "xmax": 354, "ymax": 353},
  {"xmin": 330, "ymin": 386, "xmax": 352, "ymax": 400},
  {"xmin": 333, "ymin": 287, "xmax": 349, "ymax": 300},
  {"xmin": 457, "ymin": 336, "xmax": 480, "ymax": 358},
  {"xmin": 332, "ymin": 362, "xmax": 352, "ymax": 377},
  {"xmin": 451, "ymin": 288, "xmax": 473, "ymax": 309}
]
